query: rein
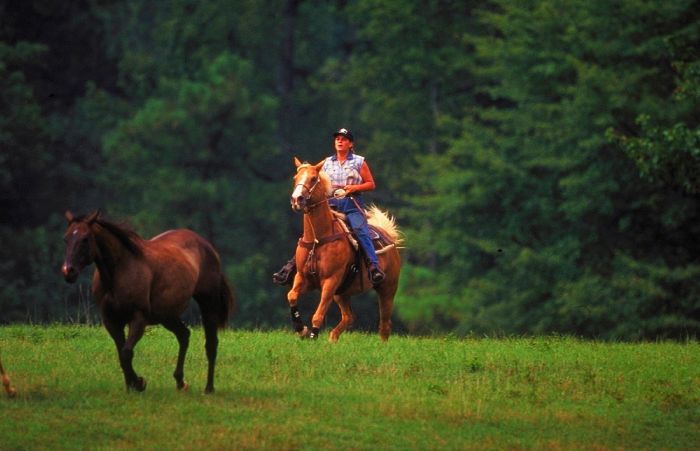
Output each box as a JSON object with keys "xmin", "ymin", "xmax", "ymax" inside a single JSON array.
[
  {"xmin": 298, "ymin": 192, "xmax": 350, "ymax": 277},
  {"xmin": 295, "ymin": 167, "xmax": 352, "ymax": 276},
  {"xmin": 303, "ymin": 196, "xmax": 331, "ymax": 213}
]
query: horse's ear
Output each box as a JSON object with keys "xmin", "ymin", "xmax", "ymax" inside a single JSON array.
[
  {"xmin": 315, "ymin": 159, "xmax": 325, "ymax": 170},
  {"xmin": 294, "ymin": 156, "xmax": 302, "ymax": 168},
  {"xmin": 65, "ymin": 210, "xmax": 75, "ymax": 223},
  {"xmin": 85, "ymin": 210, "xmax": 100, "ymax": 224}
]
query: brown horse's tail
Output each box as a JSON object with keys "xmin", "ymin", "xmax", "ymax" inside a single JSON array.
[{"xmin": 217, "ymin": 274, "xmax": 236, "ymax": 329}]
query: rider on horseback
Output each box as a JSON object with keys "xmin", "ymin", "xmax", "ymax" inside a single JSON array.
[{"xmin": 273, "ymin": 127, "xmax": 386, "ymax": 286}]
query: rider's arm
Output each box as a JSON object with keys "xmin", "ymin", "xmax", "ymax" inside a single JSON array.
[{"xmin": 344, "ymin": 161, "xmax": 376, "ymax": 194}]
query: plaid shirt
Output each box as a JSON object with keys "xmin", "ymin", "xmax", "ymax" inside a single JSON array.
[{"xmin": 322, "ymin": 152, "xmax": 365, "ymax": 188}]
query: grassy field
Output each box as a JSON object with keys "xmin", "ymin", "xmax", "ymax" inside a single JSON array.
[{"xmin": 1, "ymin": 325, "xmax": 699, "ymax": 450}]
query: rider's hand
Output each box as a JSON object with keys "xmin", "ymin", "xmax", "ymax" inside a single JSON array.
[{"xmin": 333, "ymin": 188, "xmax": 347, "ymax": 199}]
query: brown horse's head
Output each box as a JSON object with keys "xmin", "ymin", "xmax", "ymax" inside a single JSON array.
[
  {"xmin": 62, "ymin": 210, "xmax": 100, "ymax": 283},
  {"xmin": 290, "ymin": 157, "xmax": 331, "ymax": 212}
]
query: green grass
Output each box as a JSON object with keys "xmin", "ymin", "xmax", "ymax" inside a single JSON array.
[{"xmin": 1, "ymin": 325, "xmax": 699, "ymax": 450}]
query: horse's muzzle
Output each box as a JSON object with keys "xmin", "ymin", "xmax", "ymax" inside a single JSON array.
[
  {"xmin": 290, "ymin": 196, "xmax": 305, "ymax": 212},
  {"xmin": 62, "ymin": 263, "xmax": 79, "ymax": 283}
]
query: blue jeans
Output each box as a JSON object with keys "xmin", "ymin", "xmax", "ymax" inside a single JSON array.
[{"xmin": 329, "ymin": 197, "xmax": 379, "ymax": 265}]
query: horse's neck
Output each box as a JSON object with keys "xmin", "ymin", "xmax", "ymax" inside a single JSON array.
[
  {"xmin": 303, "ymin": 204, "xmax": 337, "ymax": 241},
  {"xmin": 92, "ymin": 225, "xmax": 140, "ymax": 289}
]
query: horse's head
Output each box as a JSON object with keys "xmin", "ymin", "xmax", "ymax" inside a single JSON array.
[
  {"xmin": 62, "ymin": 210, "xmax": 100, "ymax": 283},
  {"xmin": 290, "ymin": 157, "xmax": 331, "ymax": 212}
]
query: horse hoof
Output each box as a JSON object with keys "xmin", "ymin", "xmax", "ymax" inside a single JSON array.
[
  {"xmin": 128, "ymin": 377, "xmax": 147, "ymax": 392},
  {"xmin": 178, "ymin": 382, "xmax": 189, "ymax": 392},
  {"xmin": 6, "ymin": 387, "xmax": 17, "ymax": 398},
  {"xmin": 204, "ymin": 386, "xmax": 215, "ymax": 394},
  {"xmin": 297, "ymin": 326, "xmax": 310, "ymax": 339}
]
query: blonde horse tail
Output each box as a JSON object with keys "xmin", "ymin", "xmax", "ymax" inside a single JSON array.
[{"xmin": 366, "ymin": 204, "xmax": 404, "ymax": 246}]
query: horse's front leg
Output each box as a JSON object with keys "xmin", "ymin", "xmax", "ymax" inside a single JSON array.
[
  {"xmin": 287, "ymin": 273, "xmax": 309, "ymax": 338},
  {"xmin": 103, "ymin": 316, "xmax": 132, "ymax": 391},
  {"xmin": 121, "ymin": 312, "xmax": 147, "ymax": 391},
  {"xmin": 104, "ymin": 311, "xmax": 147, "ymax": 392},
  {"xmin": 310, "ymin": 280, "xmax": 341, "ymax": 339}
]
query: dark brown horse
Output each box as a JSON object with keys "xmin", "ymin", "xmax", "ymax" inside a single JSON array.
[
  {"xmin": 62, "ymin": 211, "xmax": 234, "ymax": 393},
  {"xmin": 1, "ymin": 357, "xmax": 16, "ymax": 397},
  {"xmin": 287, "ymin": 158, "xmax": 402, "ymax": 342}
]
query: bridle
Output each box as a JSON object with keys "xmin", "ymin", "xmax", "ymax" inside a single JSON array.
[{"xmin": 293, "ymin": 170, "xmax": 331, "ymax": 213}]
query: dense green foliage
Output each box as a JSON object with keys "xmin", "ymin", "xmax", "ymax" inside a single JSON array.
[
  {"xmin": 2, "ymin": 325, "xmax": 700, "ymax": 449},
  {"xmin": 1, "ymin": 1, "xmax": 700, "ymax": 339}
]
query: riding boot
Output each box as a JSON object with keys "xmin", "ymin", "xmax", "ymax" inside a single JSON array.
[
  {"xmin": 272, "ymin": 258, "xmax": 297, "ymax": 286},
  {"xmin": 353, "ymin": 226, "xmax": 385, "ymax": 285},
  {"xmin": 368, "ymin": 262, "xmax": 386, "ymax": 285}
]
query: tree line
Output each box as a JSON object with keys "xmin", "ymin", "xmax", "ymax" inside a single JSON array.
[{"xmin": 1, "ymin": 0, "xmax": 699, "ymax": 339}]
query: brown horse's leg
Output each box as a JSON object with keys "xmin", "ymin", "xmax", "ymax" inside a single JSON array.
[
  {"xmin": 107, "ymin": 312, "xmax": 147, "ymax": 392},
  {"xmin": 161, "ymin": 318, "xmax": 191, "ymax": 391},
  {"xmin": 200, "ymin": 313, "xmax": 219, "ymax": 394},
  {"xmin": 329, "ymin": 295, "xmax": 354, "ymax": 343},
  {"xmin": 123, "ymin": 314, "xmax": 147, "ymax": 391},
  {"xmin": 102, "ymin": 317, "xmax": 132, "ymax": 391},
  {"xmin": 0, "ymin": 358, "xmax": 17, "ymax": 397}
]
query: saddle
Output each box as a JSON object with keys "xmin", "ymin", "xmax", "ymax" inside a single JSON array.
[
  {"xmin": 297, "ymin": 211, "xmax": 394, "ymax": 292},
  {"xmin": 330, "ymin": 210, "xmax": 394, "ymax": 253},
  {"xmin": 328, "ymin": 211, "xmax": 395, "ymax": 293}
]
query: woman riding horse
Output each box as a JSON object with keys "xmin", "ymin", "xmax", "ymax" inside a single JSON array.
[
  {"xmin": 284, "ymin": 154, "xmax": 402, "ymax": 341},
  {"xmin": 273, "ymin": 128, "xmax": 386, "ymax": 286}
]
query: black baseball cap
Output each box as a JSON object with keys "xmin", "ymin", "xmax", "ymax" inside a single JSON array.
[{"xmin": 333, "ymin": 127, "xmax": 354, "ymax": 141}]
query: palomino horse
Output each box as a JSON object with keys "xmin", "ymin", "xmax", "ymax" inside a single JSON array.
[
  {"xmin": 62, "ymin": 211, "xmax": 235, "ymax": 393},
  {"xmin": 287, "ymin": 157, "xmax": 402, "ymax": 342},
  {"xmin": 1, "ymin": 357, "xmax": 16, "ymax": 397}
]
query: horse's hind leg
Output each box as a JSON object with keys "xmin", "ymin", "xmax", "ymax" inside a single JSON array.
[
  {"xmin": 161, "ymin": 317, "xmax": 191, "ymax": 391},
  {"xmin": 200, "ymin": 313, "xmax": 219, "ymax": 393},
  {"xmin": 375, "ymin": 285, "xmax": 397, "ymax": 342},
  {"xmin": 0, "ymin": 358, "xmax": 17, "ymax": 397},
  {"xmin": 329, "ymin": 294, "xmax": 354, "ymax": 343},
  {"xmin": 194, "ymin": 296, "xmax": 221, "ymax": 394}
]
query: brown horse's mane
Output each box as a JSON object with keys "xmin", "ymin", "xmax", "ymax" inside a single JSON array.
[
  {"xmin": 96, "ymin": 218, "xmax": 144, "ymax": 257},
  {"xmin": 75, "ymin": 212, "xmax": 144, "ymax": 257}
]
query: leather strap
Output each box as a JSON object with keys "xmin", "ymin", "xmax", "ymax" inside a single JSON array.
[{"xmin": 298, "ymin": 231, "xmax": 350, "ymax": 249}]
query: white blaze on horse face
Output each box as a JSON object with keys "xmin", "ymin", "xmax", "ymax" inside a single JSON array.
[{"xmin": 291, "ymin": 168, "xmax": 311, "ymax": 208}]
